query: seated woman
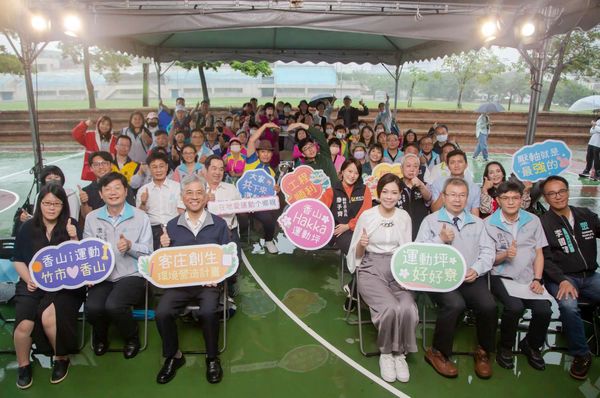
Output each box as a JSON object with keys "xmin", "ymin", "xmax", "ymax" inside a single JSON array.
[
  {"xmin": 12, "ymin": 183, "xmax": 84, "ymax": 388},
  {"xmin": 292, "ymin": 127, "xmax": 310, "ymax": 163},
  {"xmin": 359, "ymin": 125, "xmax": 376, "ymax": 148},
  {"xmin": 244, "ymin": 122, "xmax": 282, "ymax": 254},
  {"xmin": 376, "ymin": 131, "xmax": 388, "ymax": 150},
  {"xmin": 171, "ymin": 144, "xmax": 203, "ymax": 182},
  {"xmin": 348, "ymin": 173, "xmax": 418, "ymax": 383},
  {"xmin": 320, "ymin": 159, "xmax": 372, "ymax": 256},
  {"xmin": 401, "ymin": 129, "xmax": 418, "ymax": 152},
  {"xmin": 190, "ymin": 129, "xmax": 214, "ymax": 164},
  {"xmin": 351, "ymin": 143, "xmax": 368, "ymax": 167},
  {"xmin": 398, "ymin": 154, "xmax": 432, "ymax": 240},
  {"xmin": 328, "ymin": 138, "xmax": 346, "ymax": 173},
  {"xmin": 362, "ymin": 143, "xmax": 387, "ymax": 177},
  {"xmin": 480, "ymin": 161, "xmax": 531, "ymax": 218},
  {"xmin": 222, "ymin": 137, "xmax": 247, "ymax": 183}
]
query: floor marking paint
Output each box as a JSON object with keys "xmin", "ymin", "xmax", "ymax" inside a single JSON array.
[
  {"xmin": 241, "ymin": 252, "xmax": 410, "ymax": 398},
  {"xmin": 0, "ymin": 151, "xmax": 83, "ymax": 182},
  {"xmin": 0, "ymin": 189, "xmax": 19, "ymax": 214}
]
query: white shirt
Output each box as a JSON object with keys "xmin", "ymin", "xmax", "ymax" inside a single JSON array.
[
  {"xmin": 589, "ymin": 120, "xmax": 600, "ymax": 148},
  {"xmin": 427, "ymin": 162, "xmax": 474, "ymax": 184},
  {"xmin": 136, "ymin": 179, "xmax": 183, "ymax": 226},
  {"xmin": 207, "ymin": 182, "xmax": 241, "ymax": 230},
  {"xmin": 185, "ymin": 210, "xmax": 207, "ymax": 236},
  {"xmin": 500, "ymin": 211, "xmax": 520, "ymax": 239},
  {"xmin": 346, "ymin": 206, "xmax": 412, "ymax": 273}
]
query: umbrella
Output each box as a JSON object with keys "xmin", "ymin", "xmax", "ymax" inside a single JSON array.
[
  {"xmin": 475, "ymin": 102, "xmax": 505, "ymax": 113},
  {"xmin": 308, "ymin": 93, "xmax": 335, "ymax": 108},
  {"xmin": 568, "ymin": 95, "xmax": 600, "ymax": 112}
]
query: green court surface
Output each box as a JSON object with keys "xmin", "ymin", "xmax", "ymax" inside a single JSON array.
[{"xmin": 0, "ymin": 149, "xmax": 599, "ymax": 397}]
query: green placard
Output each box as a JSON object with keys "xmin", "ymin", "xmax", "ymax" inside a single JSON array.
[{"xmin": 391, "ymin": 242, "xmax": 467, "ymax": 292}]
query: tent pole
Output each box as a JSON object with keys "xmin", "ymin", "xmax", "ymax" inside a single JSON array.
[
  {"xmin": 524, "ymin": 50, "xmax": 544, "ymax": 146},
  {"xmin": 154, "ymin": 60, "xmax": 162, "ymax": 101}
]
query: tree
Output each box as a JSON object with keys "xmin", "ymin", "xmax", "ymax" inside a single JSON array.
[
  {"xmin": 550, "ymin": 79, "xmax": 593, "ymax": 108},
  {"xmin": 59, "ymin": 41, "xmax": 132, "ymax": 108},
  {"xmin": 483, "ymin": 62, "xmax": 530, "ymax": 110},
  {"xmin": 406, "ymin": 67, "xmax": 428, "ymax": 107},
  {"xmin": 541, "ymin": 28, "xmax": 600, "ymax": 111},
  {"xmin": 442, "ymin": 49, "xmax": 505, "ymax": 109},
  {"xmin": 177, "ymin": 60, "xmax": 272, "ymax": 103},
  {"xmin": 0, "ymin": 45, "xmax": 22, "ymax": 75}
]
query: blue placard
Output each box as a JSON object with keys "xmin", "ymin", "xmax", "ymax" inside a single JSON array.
[
  {"xmin": 158, "ymin": 108, "xmax": 172, "ymax": 131},
  {"xmin": 511, "ymin": 140, "xmax": 572, "ymax": 182},
  {"xmin": 236, "ymin": 169, "xmax": 276, "ymax": 198}
]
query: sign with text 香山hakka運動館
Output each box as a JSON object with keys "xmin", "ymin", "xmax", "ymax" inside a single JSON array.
[
  {"xmin": 391, "ymin": 242, "xmax": 466, "ymax": 292},
  {"xmin": 138, "ymin": 243, "xmax": 238, "ymax": 288},
  {"xmin": 512, "ymin": 139, "xmax": 572, "ymax": 182},
  {"xmin": 29, "ymin": 238, "xmax": 115, "ymax": 292}
]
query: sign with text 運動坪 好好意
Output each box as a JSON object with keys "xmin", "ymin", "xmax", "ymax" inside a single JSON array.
[
  {"xmin": 278, "ymin": 199, "xmax": 334, "ymax": 250},
  {"xmin": 138, "ymin": 243, "xmax": 238, "ymax": 288},
  {"xmin": 511, "ymin": 140, "xmax": 571, "ymax": 182},
  {"xmin": 280, "ymin": 165, "xmax": 330, "ymax": 205},
  {"xmin": 29, "ymin": 238, "xmax": 115, "ymax": 292},
  {"xmin": 391, "ymin": 242, "xmax": 466, "ymax": 292}
]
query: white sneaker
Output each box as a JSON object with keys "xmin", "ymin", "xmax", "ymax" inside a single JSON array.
[
  {"xmin": 264, "ymin": 240, "xmax": 278, "ymax": 254},
  {"xmin": 394, "ymin": 354, "xmax": 410, "ymax": 382},
  {"xmin": 379, "ymin": 354, "xmax": 396, "ymax": 383}
]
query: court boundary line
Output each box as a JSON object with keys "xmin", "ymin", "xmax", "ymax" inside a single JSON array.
[
  {"xmin": 241, "ymin": 251, "xmax": 410, "ymax": 398},
  {"xmin": 0, "ymin": 151, "xmax": 84, "ymax": 182},
  {"xmin": 0, "ymin": 189, "xmax": 19, "ymax": 214}
]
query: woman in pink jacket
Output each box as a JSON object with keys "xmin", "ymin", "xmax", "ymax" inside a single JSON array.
[{"xmin": 71, "ymin": 116, "xmax": 117, "ymax": 181}]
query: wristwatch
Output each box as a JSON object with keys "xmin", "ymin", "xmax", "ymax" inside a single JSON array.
[{"xmin": 533, "ymin": 278, "xmax": 543, "ymax": 285}]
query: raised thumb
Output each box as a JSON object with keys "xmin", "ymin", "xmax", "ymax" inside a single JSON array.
[
  {"xmin": 67, "ymin": 218, "xmax": 72, "ymax": 225},
  {"xmin": 120, "ymin": 233, "xmax": 126, "ymax": 240},
  {"xmin": 162, "ymin": 225, "xmax": 167, "ymax": 234},
  {"xmin": 77, "ymin": 184, "xmax": 83, "ymax": 192},
  {"xmin": 442, "ymin": 223, "xmax": 447, "ymax": 230},
  {"xmin": 511, "ymin": 240, "xmax": 517, "ymax": 247}
]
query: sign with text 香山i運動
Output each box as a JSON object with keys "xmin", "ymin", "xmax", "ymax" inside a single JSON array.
[
  {"xmin": 512, "ymin": 140, "xmax": 572, "ymax": 182},
  {"xmin": 138, "ymin": 243, "xmax": 238, "ymax": 288},
  {"xmin": 278, "ymin": 199, "xmax": 334, "ymax": 250},
  {"xmin": 280, "ymin": 165, "xmax": 331, "ymax": 205},
  {"xmin": 391, "ymin": 242, "xmax": 466, "ymax": 292},
  {"xmin": 29, "ymin": 238, "xmax": 115, "ymax": 292}
]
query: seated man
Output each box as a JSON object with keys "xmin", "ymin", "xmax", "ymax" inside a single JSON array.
[
  {"xmin": 83, "ymin": 172, "xmax": 153, "ymax": 358},
  {"xmin": 540, "ymin": 175, "xmax": 600, "ymax": 380},
  {"xmin": 416, "ymin": 177, "xmax": 496, "ymax": 379},
  {"xmin": 113, "ymin": 135, "xmax": 140, "ymax": 184},
  {"xmin": 155, "ymin": 174, "xmax": 230, "ymax": 384},
  {"xmin": 295, "ymin": 122, "xmax": 340, "ymax": 185},
  {"xmin": 79, "ymin": 151, "xmax": 135, "ymax": 221},
  {"xmin": 484, "ymin": 181, "xmax": 551, "ymax": 370},
  {"xmin": 430, "ymin": 150, "xmax": 480, "ymax": 216}
]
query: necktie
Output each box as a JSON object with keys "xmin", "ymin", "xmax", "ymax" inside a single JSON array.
[{"xmin": 452, "ymin": 216, "xmax": 461, "ymax": 232}]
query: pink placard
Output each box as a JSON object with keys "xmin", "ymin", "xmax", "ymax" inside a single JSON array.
[{"xmin": 277, "ymin": 199, "xmax": 334, "ymax": 250}]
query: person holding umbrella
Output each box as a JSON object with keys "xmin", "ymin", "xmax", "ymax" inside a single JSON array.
[{"xmin": 473, "ymin": 112, "xmax": 491, "ymax": 162}]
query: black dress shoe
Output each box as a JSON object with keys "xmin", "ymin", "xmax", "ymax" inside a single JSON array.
[
  {"xmin": 496, "ymin": 346, "xmax": 514, "ymax": 369},
  {"xmin": 123, "ymin": 338, "xmax": 141, "ymax": 359},
  {"xmin": 16, "ymin": 364, "xmax": 32, "ymax": 389},
  {"xmin": 92, "ymin": 334, "xmax": 109, "ymax": 356},
  {"xmin": 519, "ymin": 339, "xmax": 545, "ymax": 370},
  {"xmin": 51, "ymin": 359, "xmax": 70, "ymax": 384},
  {"xmin": 206, "ymin": 357, "xmax": 223, "ymax": 384},
  {"xmin": 156, "ymin": 356, "xmax": 186, "ymax": 384}
]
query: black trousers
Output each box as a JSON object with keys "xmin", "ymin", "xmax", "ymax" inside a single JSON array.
[
  {"xmin": 155, "ymin": 286, "xmax": 220, "ymax": 358},
  {"xmin": 429, "ymin": 276, "xmax": 497, "ymax": 357},
  {"xmin": 252, "ymin": 210, "xmax": 278, "ymax": 241},
  {"xmin": 584, "ymin": 144, "xmax": 600, "ymax": 174},
  {"xmin": 86, "ymin": 276, "xmax": 146, "ymax": 342},
  {"xmin": 151, "ymin": 224, "xmax": 163, "ymax": 251},
  {"xmin": 490, "ymin": 276, "xmax": 552, "ymax": 350}
]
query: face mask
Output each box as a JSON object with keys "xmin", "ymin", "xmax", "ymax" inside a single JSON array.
[
  {"xmin": 225, "ymin": 121, "xmax": 232, "ymax": 128},
  {"xmin": 250, "ymin": 129, "xmax": 257, "ymax": 135},
  {"xmin": 326, "ymin": 128, "xmax": 334, "ymax": 135},
  {"xmin": 353, "ymin": 151, "xmax": 365, "ymax": 160},
  {"xmin": 350, "ymin": 129, "xmax": 359, "ymax": 136},
  {"xmin": 148, "ymin": 121, "xmax": 158, "ymax": 128},
  {"xmin": 437, "ymin": 134, "xmax": 448, "ymax": 143},
  {"xmin": 284, "ymin": 107, "xmax": 291, "ymax": 113},
  {"xmin": 335, "ymin": 132, "xmax": 345, "ymax": 139},
  {"xmin": 230, "ymin": 144, "xmax": 241, "ymax": 153},
  {"xmin": 330, "ymin": 146, "xmax": 340, "ymax": 155},
  {"xmin": 375, "ymin": 128, "xmax": 384, "ymax": 134},
  {"xmin": 359, "ymin": 124, "xmax": 365, "ymax": 130}
]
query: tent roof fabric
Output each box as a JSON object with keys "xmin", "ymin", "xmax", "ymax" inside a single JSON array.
[{"xmin": 8, "ymin": 1, "xmax": 600, "ymax": 64}]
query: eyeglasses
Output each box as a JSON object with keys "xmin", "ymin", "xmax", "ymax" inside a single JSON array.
[
  {"xmin": 41, "ymin": 201, "xmax": 63, "ymax": 208},
  {"xmin": 91, "ymin": 161, "xmax": 111, "ymax": 168},
  {"xmin": 498, "ymin": 195, "xmax": 522, "ymax": 202},
  {"xmin": 544, "ymin": 188, "xmax": 569, "ymax": 199},
  {"xmin": 443, "ymin": 193, "xmax": 467, "ymax": 199}
]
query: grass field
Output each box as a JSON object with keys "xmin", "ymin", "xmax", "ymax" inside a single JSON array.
[{"xmin": 0, "ymin": 98, "xmax": 574, "ymax": 113}]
